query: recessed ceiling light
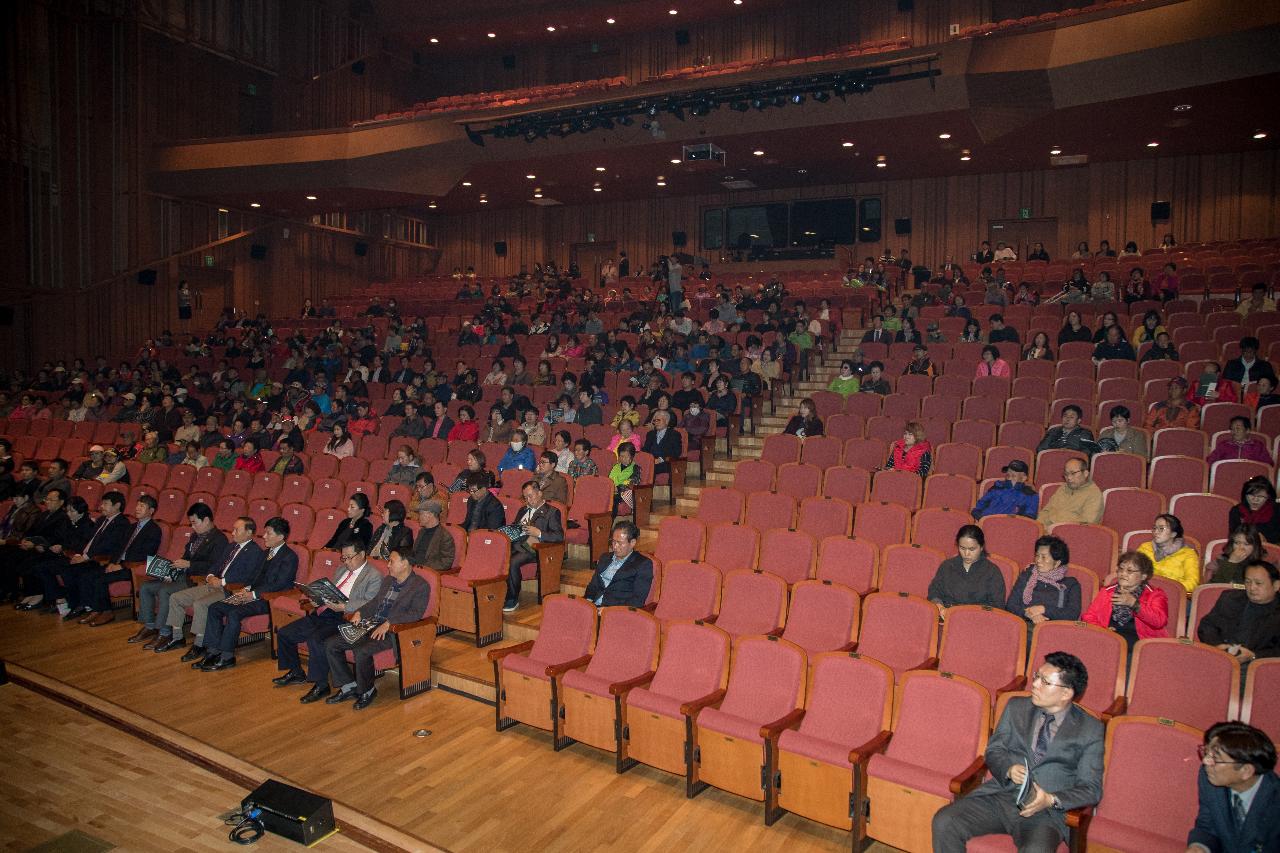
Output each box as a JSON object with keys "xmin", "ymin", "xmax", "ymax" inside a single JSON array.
[
  {"xmin": 606, "ymin": 17, "xmax": 615, "ymax": 24},
  {"xmin": 670, "ymin": 158, "xmax": 681, "ymax": 164},
  {"xmin": 429, "ymin": 38, "xmax": 439, "ymax": 44},
  {"xmin": 938, "ymin": 132, "xmax": 951, "ymax": 139},
  {"xmin": 669, "ymin": 9, "xmax": 678, "ymax": 14},
  {"xmin": 533, "ymin": 192, "xmax": 542, "ymax": 198},
  {"xmin": 656, "ymin": 181, "xmax": 666, "ymax": 186},
  {"xmin": 841, "ymin": 141, "xmax": 854, "ymax": 147},
  {"xmin": 1147, "ymin": 141, "xmax": 1160, "ymax": 148},
  {"xmin": 487, "ymin": 32, "xmax": 496, "ymax": 38},
  {"xmin": 595, "ymin": 166, "xmax": 606, "ymax": 171},
  {"xmin": 960, "ymin": 155, "xmax": 971, "ymax": 161},
  {"xmin": 1254, "ymin": 131, "xmax": 1268, "ymax": 140},
  {"xmin": 1174, "ymin": 104, "xmax": 1192, "ymax": 111},
  {"xmin": 526, "ymin": 174, "xmax": 536, "ymax": 179},
  {"xmin": 753, "ymin": 149, "xmax": 764, "ymax": 156},
  {"xmin": 305, "ymin": 195, "xmax": 317, "ymax": 200},
  {"xmin": 1049, "ymin": 147, "xmax": 1062, "ymax": 155},
  {"xmin": 428, "ymin": 202, "xmax": 437, "ymax": 208},
  {"xmin": 734, "ymin": 0, "xmax": 742, "ymax": 4},
  {"xmin": 875, "ymin": 162, "xmax": 886, "ymax": 168},
  {"xmin": 875, "ymin": 154, "xmax": 886, "ymax": 161},
  {"xmin": 593, "ymin": 186, "xmax": 603, "ymax": 192},
  {"xmin": 250, "ymin": 202, "xmax": 260, "ymax": 208},
  {"xmin": 462, "ymin": 181, "xmax": 472, "ymax": 186},
  {"xmin": 546, "ymin": 26, "xmax": 556, "ymax": 32},
  {"xmin": 217, "ymin": 207, "xmax": 228, "ymax": 213}
]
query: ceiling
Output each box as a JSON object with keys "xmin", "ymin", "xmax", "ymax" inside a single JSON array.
[{"xmin": 368, "ymin": 0, "xmax": 790, "ymax": 53}]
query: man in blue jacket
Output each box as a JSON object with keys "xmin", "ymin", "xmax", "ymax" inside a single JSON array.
[{"xmin": 972, "ymin": 460, "xmax": 1038, "ymax": 520}]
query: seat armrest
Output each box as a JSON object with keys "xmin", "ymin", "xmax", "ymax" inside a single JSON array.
[
  {"xmin": 390, "ymin": 616, "xmax": 438, "ymax": 633},
  {"xmin": 847, "ymin": 730, "xmax": 892, "ymax": 766},
  {"xmin": 837, "ymin": 641, "xmax": 858, "ymax": 652},
  {"xmin": 486, "ymin": 640, "xmax": 534, "ymax": 662},
  {"xmin": 225, "ymin": 583, "xmax": 248, "ymax": 592},
  {"xmin": 259, "ymin": 589, "xmax": 296, "ymax": 602},
  {"xmin": 120, "ymin": 560, "xmax": 145, "ymax": 570},
  {"xmin": 949, "ymin": 757, "xmax": 987, "ymax": 795},
  {"xmin": 467, "ymin": 574, "xmax": 507, "ymax": 589},
  {"xmin": 679, "ymin": 688, "xmax": 726, "ymax": 717},
  {"xmin": 545, "ymin": 654, "xmax": 593, "ymax": 677},
  {"xmin": 916, "ymin": 656, "xmax": 939, "ymax": 671},
  {"xmin": 997, "ymin": 674, "xmax": 1028, "ymax": 694},
  {"xmin": 531, "ymin": 541, "xmax": 564, "ymax": 555},
  {"xmin": 608, "ymin": 671, "xmax": 656, "ymax": 696},
  {"xmin": 1101, "ymin": 696, "xmax": 1127, "ymax": 723},
  {"xmin": 759, "ymin": 708, "xmax": 806, "ymax": 741}
]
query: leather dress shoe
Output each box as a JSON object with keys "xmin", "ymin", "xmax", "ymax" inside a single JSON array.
[
  {"xmin": 192, "ymin": 654, "xmax": 218, "ymax": 670},
  {"xmin": 62, "ymin": 607, "xmax": 90, "ymax": 622},
  {"xmin": 200, "ymin": 656, "xmax": 236, "ymax": 672},
  {"xmin": 179, "ymin": 645, "xmax": 206, "ymax": 662},
  {"xmin": 78, "ymin": 611, "xmax": 100, "ymax": 625},
  {"xmin": 325, "ymin": 687, "xmax": 358, "ymax": 705},
  {"xmin": 128, "ymin": 627, "xmax": 157, "ymax": 644},
  {"xmin": 352, "ymin": 687, "xmax": 378, "ymax": 711},
  {"xmin": 273, "ymin": 670, "xmax": 307, "ymax": 687},
  {"xmin": 299, "ymin": 684, "xmax": 331, "ymax": 704},
  {"xmin": 152, "ymin": 637, "xmax": 186, "ymax": 653},
  {"xmin": 86, "ymin": 612, "xmax": 115, "ymax": 627}
]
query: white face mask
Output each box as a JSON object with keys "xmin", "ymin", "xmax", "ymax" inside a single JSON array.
[
  {"xmin": 511, "ymin": 441, "xmax": 524, "ymax": 452},
  {"xmin": 688, "ymin": 406, "xmax": 701, "ymax": 416}
]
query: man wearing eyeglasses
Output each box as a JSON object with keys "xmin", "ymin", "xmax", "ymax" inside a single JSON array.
[
  {"xmin": 932, "ymin": 651, "xmax": 1103, "ymax": 852},
  {"xmin": 1188, "ymin": 721, "xmax": 1279, "ymax": 853}
]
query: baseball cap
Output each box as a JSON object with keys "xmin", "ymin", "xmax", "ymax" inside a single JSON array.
[{"xmin": 1002, "ymin": 460, "xmax": 1030, "ymax": 474}]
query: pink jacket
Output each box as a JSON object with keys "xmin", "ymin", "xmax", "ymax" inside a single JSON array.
[
  {"xmin": 975, "ymin": 358, "xmax": 1012, "ymax": 379},
  {"xmin": 1206, "ymin": 437, "xmax": 1274, "ymax": 465},
  {"xmin": 1081, "ymin": 584, "xmax": 1169, "ymax": 639}
]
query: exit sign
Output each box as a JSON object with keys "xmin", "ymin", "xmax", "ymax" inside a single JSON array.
[
  {"xmin": 204, "ymin": 255, "xmax": 215, "ymax": 267},
  {"xmin": 1019, "ymin": 208, "xmax": 1031, "ymax": 220}
]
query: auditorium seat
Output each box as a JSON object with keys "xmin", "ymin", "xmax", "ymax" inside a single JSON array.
[
  {"xmin": 439, "ymin": 531, "xmax": 510, "ymax": 646},
  {"xmin": 852, "ymin": 502, "xmax": 910, "ymax": 549},
  {"xmin": 490, "ymin": 594, "xmax": 598, "ymax": 745},
  {"xmin": 870, "ymin": 468, "xmax": 922, "ymax": 509},
  {"xmin": 854, "ymin": 591, "xmax": 939, "ymax": 679},
  {"xmin": 1209, "ymin": 458, "xmax": 1272, "ymax": 500},
  {"xmin": 1100, "ymin": 486, "xmax": 1165, "ymax": 540},
  {"xmin": 937, "ymin": 605, "xmax": 1028, "ymax": 704},
  {"xmin": 690, "ymin": 635, "xmax": 806, "ymax": 802},
  {"xmin": 1167, "ymin": 492, "xmax": 1233, "ymax": 559},
  {"xmin": 1048, "ymin": 523, "xmax": 1117, "ymax": 581},
  {"xmin": 759, "ymin": 434, "xmax": 801, "ymax": 467},
  {"xmin": 779, "ymin": 580, "xmax": 859, "ymax": 654},
  {"xmin": 279, "ymin": 503, "xmax": 314, "ymax": 544},
  {"xmin": 735, "ymin": 459, "xmax": 776, "ymax": 493},
  {"xmin": 864, "ymin": 670, "xmax": 991, "ymax": 852},
  {"xmin": 770, "ymin": 652, "xmax": 893, "ymax": 834},
  {"xmin": 1125, "ymin": 638, "xmax": 1239, "ymax": 728},
  {"xmin": 1187, "ymin": 582, "xmax": 1238, "ymax": 639},
  {"xmin": 978, "ymin": 514, "xmax": 1043, "ymax": 563},
  {"xmin": 922, "ymin": 474, "xmax": 976, "ymax": 511},
  {"xmin": 564, "ymin": 475, "xmax": 614, "ymax": 563},
  {"xmin": 704, "ymin": 522, "xmax": 760, "ymax": 573},
  {"xmin": 696, "ymin": 486, "xmax": 745, "ymax": 525},
  {"xmin": 822, "ymin": 466, "xmax": 870, "ymax": 506},
  {"xmin": 277, "ymin": 475, "xmax": 313, "ymax": 505},
  {"xmin": 879, "ymin": 543, "xmax": 945, "ymax": 599},
  {"xmin": 1071, "ymin": 717, "xmax": 1201, "ymax": 853},
  {"xmin": 816, "ymin": 536, "xmax": 879, "ymax": 595},
  {"xmin": 359, "ymin": 567, "xmax": 440, "ymax": 700},
  {"xmin": 796, "ymin": 496, "xmax": 853, "ymax": 540},
  {"xmin": 560, "ymin": 606, "xmax": 661, "ymax": 760},
  {"xmin": 714, "ymin": 570, "xmax": 788, "ymax": 639},
  {"xmin": 622, "ymin": 621, "xmax": 731, "ymax": 777},
  {"xmin": 652, "ymin": 561, "xmax": 722, "ymax": 624},
  {"xmin": 1027, "ymin": 620, "xmax": 1127, "ymax": 717},
  {"xmin": 775, "ymin": 462, "xmax": 822, "ymax": 501},
  {"xmin": 757, "ymin": 528, "xmax": 816, "ymax": 584},
  {"xmin": 1149, "ymin": 455, "xmax": 1208, "ymax": 501},
  {"xmin": 654, "ymin": 516, "xmax": 706, "ymax": 564},
  {"xmin": 1240, "ymin": 658, "xmax": 1280, "ymax": 745}
]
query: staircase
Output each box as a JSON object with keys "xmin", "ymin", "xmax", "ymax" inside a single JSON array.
[{"xmin": 427, "ymin": 330, "xmax": 866, "ymax": 703}]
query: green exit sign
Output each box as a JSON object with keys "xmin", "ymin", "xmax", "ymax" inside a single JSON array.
[
  {"xmin": 204, "ymin": 255, "xmax": 215, "ymax": 267},
  {"xmin": 1019, "ymin": 208, "xmax": 1031, "ymax": 220}
]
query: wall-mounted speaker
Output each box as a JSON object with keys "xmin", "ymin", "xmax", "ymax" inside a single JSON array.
[
  {"xmin": 250, "ymin": 244, "xmax": 268, "ymax": 260},
  {"xmin": 894, "ymin": 218, "xmax": 913, "ymax": 235},
  {"xmin": 351, "ymin": 60, "xmax": 366, "ymax": 75},
  {"xmin": 494, "ymin": 241, "xmax": 507, "ymax": 257},
  {"xmin": 1151, "ymin": 201, "xmax": 1171, "ymax": 222},
  {"xmin": 672, "ymin": 230, "xmax": 687, "ymax": 248},
  {"xmin": 675, "ymin": 29, "xmax": 690, "ymax": 46},
  {"xmin": 354, "ymin": 242, "xmax": 368, "ymax": 257},
  {"xmin": 137, "ymin": 268, "xmax": 157, "ymax": 286},
  {"xmin": 502, "ymin": 55, "xmax": 516, "ymax": 70}
]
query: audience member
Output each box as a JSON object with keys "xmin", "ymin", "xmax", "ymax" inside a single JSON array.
[
  {"xmin": 1035, "ymin": 406, "xmax": 1097, "ymax": 455},
  {"xmin": 503, "ymin": 479, "xmax": 565, "ymax": 612},
  {"xmin": 972, "ymin": 460, "xmax": 1038, "ymax": 520},
  {"xmin": 160, "ymin": 517, "xmax": 264, "ymax": 662},
  {"xmin": 1080, "ymin": 550, "xmax": 1168, "ymax": 650},
  {"xmin": 1187, "ymin": 721, "xmax": 1280, "ymax": 853},
  {"xmin": 975, "ymin": 345, "xmax": 1011, "ymax": 378},
  {"xmin": 1096, "ymin": 405, "xmax": 1147, "ymax": 457},
  {"xmin": 409, "ymin": 500, "xmax": 454, "ymax": 570},
  {"xmin": 1207, "ymin": 416, "xmax": 1274, "ymax": 464},
  {"xmin": 927, "ymin": 525, "xmax": 1006, "ymax": 609},
  {"xmin": 1006, "ymin": 535, "xmax": 1082, "ymax": 627},
  {"xmin": 1207, "ymin": 525, "xmax": 1264, "ymax": 584},
  {"xmin": 882, "ymin": 421, "xmax": 931, "ymax": 477},
  {"xmin": 461, "ymin": 471, "xmax": 504, "ymax": 532},
  {"xmin": 783, "ymin": 398, "xmax": 824, "ymax": 438},
  {"xmin": 1197, "ymin": 559, "xmax": 1280, "ymax": 665},
  {"xmin": 1230, "ymin": 476, "xmax": 1280, "ymax": 544},
  {"xmin": 1137, "ymin": 513, "xmax": 1202, "ymax": 594},
  {"xmin": 1224, "ymin": 337, "xmax": 1277, "ymax": 389},
  {"xmin": 583, "ymin": 520, "xmax": 652, "ymax": 607},
  {"xmin": 1036, "ymin": 459, "xmax": 1103, "ymax": 526}
]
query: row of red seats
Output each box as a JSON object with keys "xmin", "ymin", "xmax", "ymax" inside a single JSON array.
[
  {"xmin": 955, "ymin": 0, "xmax": 1151, "ymax": 39},
  {"xmin": 639, "ymin": 36, "xmax": 912, "ymax": 85}
]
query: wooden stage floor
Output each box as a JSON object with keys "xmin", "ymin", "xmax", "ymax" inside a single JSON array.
[{"xmin": 0, "ymin": 607, "xmax": 890, "ymax": 853}]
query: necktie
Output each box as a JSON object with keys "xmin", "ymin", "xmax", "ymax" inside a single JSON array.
[
  {"xmin": 118, "ymin": 521, "xmax": 145, "ymax": 561},
  {"xmin": 1232, "ymin": 793, "xmax": 1247, "ymax": 831},
  {"xmin": 217, "ymin": 543, "xmax": 244, "ymax": 578},
  {"xmin": 82, "ymin": 517, "xmax": 108, "ymax": 555},
  {"xmin": 1032, "ymin": 711, "xmax": 1053, "ymax": 764}
]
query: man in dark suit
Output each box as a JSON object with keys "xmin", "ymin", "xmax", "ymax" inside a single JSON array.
[
  {"xmin": 195, "ymin": 516, "xmax": 300, "ymax": 671},
  {"xmin": 409, "ymin": 500, "xmax": 455, "ymax": 570},
  {"xmin": 583, "ymin": 520, "xmax": 653, "ymax": 608},
  {"xmin": 58, "ymin": 491, "xmax": 133, "ymax": 621},
  {"xmin": 140, "ymin": 502, "xmax": 229, "ymax": 649},
  {"xmin": 932, "ymin": 651, "xmax": 1104, "ymax": 852},
  {"xmin": 1188, "ymin": 721, "xmax": 1280, "ymax": 853},
  {"xmin": 1197, "ymin": 559, "xmax": 1280, "ymax": 663},
  {"xmin": 26, "ymin": 496, "xmax": 95, "ymax": 612},
  {"xmin": 503, "ymin": 479, "xmax": 565, "ymax": 612},
  {"xmin": 861, "ymin": 316, "xmax": 889, "ymax": 345},
  {"xmin": 461, "ymin": 471, "xmax": 505, "ymax": 533},
  {"xmin": 75, "ymin": 494, "xmax": 164, "ymax": 626},
  {"xmin": 319, "ymin": 547, "xmax": 431, "ymax": 710},
  {"xmin": 159, "ymin": 517, "xmax": 265, "ymax": 661},
  {"xmin": 6, "ymin": 487, "xmax": 70, "ymax": 602},
  {"xmin": 641, "ymin": 410, "xmax": 682, "ymax": 476}
]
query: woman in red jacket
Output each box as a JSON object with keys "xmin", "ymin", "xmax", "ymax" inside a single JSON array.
[
  {"xmin": 882, "ymin": 421, "xmax": 932, "ymax": 477},
  {"xmin": 1081, "ymin": 550, "xmax": 1169, "ymax": 650},
  {"xmin": 447, "ymin": 404, "xmax": 480, "ymax": 442}
]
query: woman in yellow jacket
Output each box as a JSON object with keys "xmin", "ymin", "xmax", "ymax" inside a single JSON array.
[
  {"xmin": 1129, "ymin": 309, "xmax": 1168, "ymax": 348},
  {"xmin": 1137, "ymin": 513, "xmax": 1202, "ymax": 594}
]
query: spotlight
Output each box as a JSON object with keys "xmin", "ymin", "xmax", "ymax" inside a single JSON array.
[
  {"xmin": 790, "ymin": 93, "xmax": 805, "ymax": 104},
  {"xmin": 464, "ymin": 125, "xmax": 486, "ymax": 147},
  {"xmin": 578, "ymin": 117, "xmax": 594, "ymax": 133},
  {"xmin": 645, "ymin": 103, "xmax": 660, "ymax": 117},
  {"xmin": 691, "ymin": 101, "xmax": 711, "ymax": 117},
  {"xmin": 667, "ymin": 102, "xmax": 685, "ymax": 121},
  {"xmin": 750, "ymin": 97, "xmax": 766, "ymax": 110},
  {"xmin": 771, "ymin": 95, "xmax": 785, "ymax": 107},
  {"xmin": 812, "ymin": 91, "xmax": 831, "ymax": 103},
  {"xmin": 730, "ymin": 101, "xmax": 749, "ymax": 112}
]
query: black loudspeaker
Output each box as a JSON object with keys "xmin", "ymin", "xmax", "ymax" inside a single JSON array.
[
  {"xmin": 0, "ymin": 307, "xmax": 14, "ymax": 327},
  {"xmin": 675, "ymin": 29, "xmax": 690, "ymax": 46},
  {"xmin": 354, "ymin": 241, "xmax": 368, "ymax": 257},
  {"xmin": 897, "ymin": 0, "xmax": 914, "ymax": 11},
  {"xmin": 672, "ymin": 230, "xmax": 688, "ymax": 247},
  {"xmin": 137, "ymin": 269, "xmax": 157, "ymax": 286},
  {"xmin": 1151, "ymin": 201, "xmax": 1171, "ymax": 222},
  {"xmin": 250, "ymin": 244, "xmax": 268, "ymax": 260},
  {"xmin": 242, "ymin": 780, "xmax": 335, "ymax": 847},
  {"xmin": 351, "ymin": 59, "xmax": 365, "ymax": 75},
  {"xmin": 894, "ymin": 218, "xmax": 912, "ymax": 235},
  {"xmin": 494, "ymin": 241, "xmax": 507, "ymax": 257},
  {"xmin": 502, "ymin": 55, "xmax": 516, "ymax": 70}
]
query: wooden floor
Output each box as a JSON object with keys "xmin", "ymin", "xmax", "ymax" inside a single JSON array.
[
  {"xmin": 0, "ymin": 607, "xmax": 893, "ymax": 853},
  {"xmin": 0, "ymin": 687, "xmax": 371, "ymax": 852}
]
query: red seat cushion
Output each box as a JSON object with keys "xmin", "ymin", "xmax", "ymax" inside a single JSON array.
[
  {"xmin": 564, "ymin": 528, "xmax": 589, "ymax": 545},
  {"xmin": 1085, "ymin": 818, "xmax": 1185, "ymax": 853},
  {"xmin": 867, "ymin": 752, "xmax": 956, "ymax": 799},
  {"xmin": 966, "ymin": 835, "xmax": 1067, "ymax": 852},
  {"xmin": 778, "ymin": 728, "xmax": 853, "ymax": 769},
  {"xmin": 502, "ymin": 653, "xmax": 551, "ymax": 680},
  {"xmin": 440, "ymin": 573, "xmax": 470, "ymax": 592},
  {"xmin": 241, "ymin": 614, "xmax": 270, "ymax": 633},
  {"xmin": 562, "ymin": 668, "xmax": 612, "ymax": 698},
  {"xmin": 626, "ymin": 686, "xmax": 683, "ymax": 719},
  {"xmin": 697, "ymin": 706, "xmax": 764, "ymax": 744}
]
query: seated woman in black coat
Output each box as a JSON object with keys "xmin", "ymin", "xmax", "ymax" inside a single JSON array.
[
  {"xmin": 367, "ymin": 499, "xmax": 414, "ymax": 560},
  {"xmin": 1006, "ymin": 534, "xmax": 1082, "ymax": 628},
  {"xmin": 1229, "ymin": 476, "xmax": 1280, "ymax": 545},
  {"xmin": 927, "ymin": 524, "xmax": 1006, "ymax": 609},
  {"xmin": 783, "ymin": 398, "xmax": 824, "ymax": 438},
  {"xmin": 324, "ymin": 493, "xmax": 374, "ymax": 552}
]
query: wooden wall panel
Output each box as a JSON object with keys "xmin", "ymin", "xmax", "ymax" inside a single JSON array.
[{"xmin": 435, "ymin": 151, "xmax": 1280, "ymax": 277}]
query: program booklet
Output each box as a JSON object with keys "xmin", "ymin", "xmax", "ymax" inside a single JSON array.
[
  {"xmin": 1014, "ymin": 754, "xmax": 1036, "ymax": 809},
  {"xmin": 144, "ymin": 555, "xmax": 183, "ymax": 582},
  {"xmin": 295, "ymin": 577, "xmax": 348, "ymax": 608}
]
